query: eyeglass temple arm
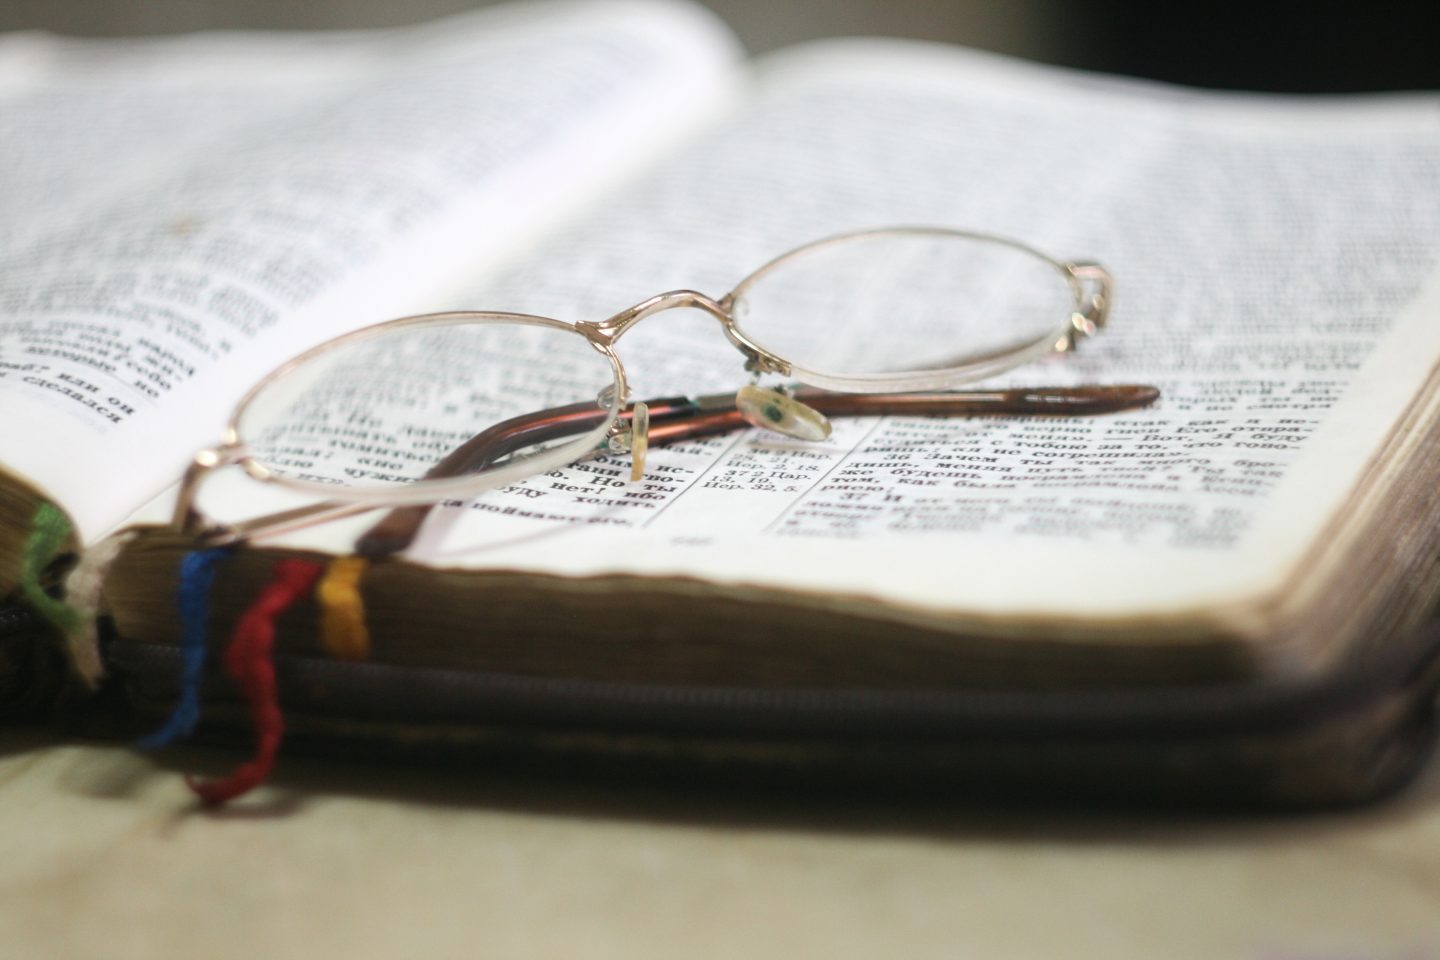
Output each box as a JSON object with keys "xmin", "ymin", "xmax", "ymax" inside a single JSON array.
[{"xmin": 353, "ymin": 383, "xmax": 1158, "ymax": 558}]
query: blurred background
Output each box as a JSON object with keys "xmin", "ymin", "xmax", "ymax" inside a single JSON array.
[{"xmin": 1, "ymin": 0, "xmax": 1436, "ymax": 93}]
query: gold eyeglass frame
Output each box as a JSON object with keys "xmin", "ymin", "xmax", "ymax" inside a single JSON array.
[{"xmin": 172, "ymin": 226, "xmax": 1116, "ymax": 549}]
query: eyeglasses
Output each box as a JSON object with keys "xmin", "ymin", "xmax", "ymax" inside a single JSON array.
[{"xmin": 170, "ymin": 226, "xmax": 1152, "ymax": 555}]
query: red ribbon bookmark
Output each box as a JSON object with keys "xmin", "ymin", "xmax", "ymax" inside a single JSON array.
[{"xmin": 187, "ymin": 558, "xmax": 323, "ymax": 806}]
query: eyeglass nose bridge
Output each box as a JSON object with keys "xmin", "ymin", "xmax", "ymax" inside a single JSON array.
[{"xmin": 577, "ymin": 289, "xmax": 791, "ymax": 378}]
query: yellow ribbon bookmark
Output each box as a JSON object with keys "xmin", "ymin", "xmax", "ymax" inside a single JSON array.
[{"xmin": 316, "ymin": 556, "xmax": 371, "ymax": 661}]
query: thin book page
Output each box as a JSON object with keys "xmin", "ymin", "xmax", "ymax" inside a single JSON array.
[
  {"xmin": 0, "ymin": 0, "xmax": 741, "ymax": 544},
  {"xmin": 190, "ymin": 38, "xmax": 1440, "ymax": 630}
]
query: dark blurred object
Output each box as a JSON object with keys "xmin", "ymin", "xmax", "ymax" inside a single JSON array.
[
  {"xmin": 1072, "ymin": 0, "xmax": 1440, "ymax": 92},
  {"xmin": 0, "ymin": 607, "xmax": 70, "ymax": 721},
  {"xmin": 0, "ymin": 0, "xmax": 1435, "ymax": 93}
]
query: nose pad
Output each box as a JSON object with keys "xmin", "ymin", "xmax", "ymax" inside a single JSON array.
[
  {"xmin": 735, "ymin": 385, "xmax": 832, "ymax": 441},
  {"xmin": 603, "ymin": 402, "xmax": 650, "ymax": 480},
  {"xmin": 628, "ymin": 402, "xmax": 649, "ymax": 481}
]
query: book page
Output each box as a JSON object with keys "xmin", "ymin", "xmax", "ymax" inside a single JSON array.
[
  {"xmin": 0, "ymin": 0, "xmax": 740, "ymax": 543},
  {"xmin": 140, "ymin": 39, "xmax": 1440, "ymax": 624}
]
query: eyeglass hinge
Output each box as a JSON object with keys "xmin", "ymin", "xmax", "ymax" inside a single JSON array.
[{"xmin": 742, "ymin": 352, "xmax": 790, "ymax": 377}]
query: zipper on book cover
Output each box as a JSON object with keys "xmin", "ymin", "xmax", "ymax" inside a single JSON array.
[{"xmin": 109, "ymin": 624, "xmax": 1440, "ymax": 743}]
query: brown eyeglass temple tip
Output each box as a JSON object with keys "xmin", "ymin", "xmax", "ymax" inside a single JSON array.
[{"xmin": 354, "ymin": 383, "xmax": 1159, "ymax": 558}]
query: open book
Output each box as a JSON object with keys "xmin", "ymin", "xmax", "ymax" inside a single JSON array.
[{"xmin": 4, "ymin": 0, "xmax": 1440, "ymax": 803}]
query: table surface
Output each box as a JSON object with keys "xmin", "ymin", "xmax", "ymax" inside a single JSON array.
[{"xmin": 2, "ymin": 729, "xmax": 1438, "ymax": 959}]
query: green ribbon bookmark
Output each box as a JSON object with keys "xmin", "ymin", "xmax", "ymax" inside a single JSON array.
[{"xmin": 19, "ymin": 503, "xmax": 83, "ymax": 633}]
